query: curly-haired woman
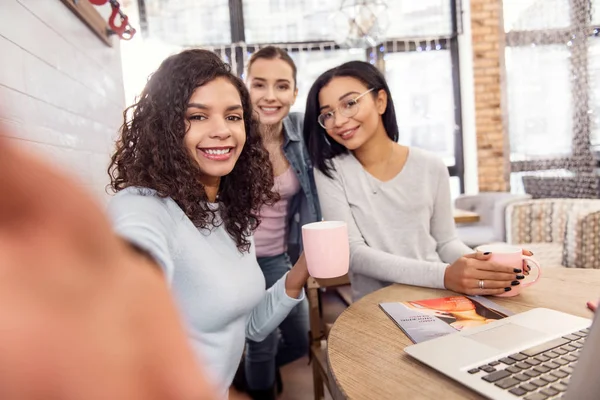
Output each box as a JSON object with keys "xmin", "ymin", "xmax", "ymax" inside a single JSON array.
[{"xmin": 106, "ymin": 49, "xmax": 310, "ymax": 399}]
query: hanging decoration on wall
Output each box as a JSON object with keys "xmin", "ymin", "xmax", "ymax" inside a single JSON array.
[
  {"xmin": 88, "ymin": 0, "xmax": 136, "ymax": 40},
  {"xmin": 330, "ymin": 0, "xmax": 389, "ymax": 48}
]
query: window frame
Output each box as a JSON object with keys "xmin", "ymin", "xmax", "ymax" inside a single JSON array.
[
  {"xmin": 505, "ymin": 0, "xmax": 600, "ymax": 173},
  {"xmin": 137, "ymin": 0, "xmax": 466, "ymax": 185}
]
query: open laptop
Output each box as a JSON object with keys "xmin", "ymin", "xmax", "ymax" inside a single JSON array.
[{"xmin": 405, "ymin": 307, "xmax": 600, "ymax": 400}]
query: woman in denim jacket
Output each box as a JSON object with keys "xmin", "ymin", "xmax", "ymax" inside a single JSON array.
[{"xmin": 242, "ymin": 46, "xmax": 321, "ymax": 399}]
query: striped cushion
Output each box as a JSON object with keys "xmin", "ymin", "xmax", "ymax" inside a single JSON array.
[
  {"xmin": 563, "ymin": 209, "xmax": 600, "ymax": 269},
  {"xmin": 507, "ymin": 199, "xmax": 600, "ymax": 269}
]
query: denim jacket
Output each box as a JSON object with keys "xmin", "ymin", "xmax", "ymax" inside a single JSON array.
[{"xmin": 282, "ymin": 112, "xmax": 322, "ymax": 263}]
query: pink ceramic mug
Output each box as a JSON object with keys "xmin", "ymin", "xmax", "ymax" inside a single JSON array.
[
  {"xmin": 477, "ymin": 244, "xmax": 541, "ymax": 297},
  {"xmin": 301, "ymin": 221, "xmax": 349, "ymax": 279}
]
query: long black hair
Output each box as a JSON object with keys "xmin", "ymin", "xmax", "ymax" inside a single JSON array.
[{"xmin": 303, "ymin": 61, "xmax": 399, "ymax": 178}]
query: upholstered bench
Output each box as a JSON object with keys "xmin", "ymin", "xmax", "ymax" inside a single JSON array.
[{"xmin": 505, "ymin": 199, "xmax": 600, "ymax": 269}]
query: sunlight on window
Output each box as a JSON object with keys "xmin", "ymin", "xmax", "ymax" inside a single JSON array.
[
  {"xmin": 386, "ymin": 51, "xmax": 456, "ymax": 167},
  {"xmin": 288, "ymin": 49, "xmax": 366, "ymax": 113},
  {"xmin": 503, "ymin": 0, "xmax": 570, "ymax": 32},
  {"xmin": 505, "ymin": 45, "xmax": 573, "ymax": 160}
]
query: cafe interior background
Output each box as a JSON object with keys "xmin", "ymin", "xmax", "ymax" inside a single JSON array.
[{"xmin": 1, "ymin": 0, "xmax": 600, "ymax": 399}]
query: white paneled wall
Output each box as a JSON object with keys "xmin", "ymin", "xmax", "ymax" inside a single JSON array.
[{"xmin": 0, "ymin": 0, "xmax": 125, "ymax": 203}]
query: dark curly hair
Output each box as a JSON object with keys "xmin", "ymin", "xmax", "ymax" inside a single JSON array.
[{"xmin": 108, "ymin": 49, "xmax": 278, "ymax": 252}]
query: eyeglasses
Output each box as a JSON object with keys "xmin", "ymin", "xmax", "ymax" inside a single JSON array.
[{"xmin": 317, "ymin": 88, "xmax": 374, "ymax": 130}]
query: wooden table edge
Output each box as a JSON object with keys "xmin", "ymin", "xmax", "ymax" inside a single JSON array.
[{"xmin": 325, "ymin": 268, "xmax": 600, "ymax": 399}]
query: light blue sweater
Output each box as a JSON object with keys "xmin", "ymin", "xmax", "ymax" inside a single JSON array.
[{"xmin": 107, "ymin": 187, "xmax": 304, "ymax": 398}]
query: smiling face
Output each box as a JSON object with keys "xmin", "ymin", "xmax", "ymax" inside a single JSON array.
[
  {"xmin": 247, "ymin": 58, "xmax": 298, "ymax": 125},
  {"xmin": 183, "ymin": 77, "xmax": 246, "ymax": 185},
  {"xmin": 318, "ymin": 76, "xmax": 387, "ymax": 151}
]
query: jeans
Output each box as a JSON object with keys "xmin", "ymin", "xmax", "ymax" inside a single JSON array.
[{"xmin": 244, "ymin": 253, "xmax": 309, "ymax": 390}]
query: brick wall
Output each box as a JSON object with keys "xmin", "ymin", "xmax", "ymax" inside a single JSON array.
[
  {"xmin": 470, "ymin": 0, "xmax": 509, "ymax": 191},
  {"xmin": 0, "ymin": 1, "xmax": 124, "ymax": 203}
]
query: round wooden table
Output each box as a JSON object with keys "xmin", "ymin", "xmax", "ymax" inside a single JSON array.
[{"xmin": 326, "ymin": 268, "xmax": 600, "ymax": 400}]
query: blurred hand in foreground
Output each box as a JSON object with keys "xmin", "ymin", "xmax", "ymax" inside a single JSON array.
[{"xmin": 0, "ymin": 130, "xmax": 216, "ymax": 400}]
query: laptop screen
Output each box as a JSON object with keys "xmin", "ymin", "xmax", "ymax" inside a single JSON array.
[{"xmin": 564, "ymin": 307, "xmax": 600, "ymax": 400}]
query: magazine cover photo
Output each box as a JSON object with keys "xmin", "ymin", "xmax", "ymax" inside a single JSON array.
[{"xmin": 380, "ymin": 296, "xmax": 515, "ymax": 343}]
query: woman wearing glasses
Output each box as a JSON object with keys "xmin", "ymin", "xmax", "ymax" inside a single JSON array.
[
  {"xmin": 242, "ymin": 46, "xmax": 321, "ymax": 400},
  {"xmin": 303, "ymin": 61, "xmax": 529, "ymax": 301}
]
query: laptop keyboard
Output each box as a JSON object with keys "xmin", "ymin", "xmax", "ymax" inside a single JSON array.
[{"xmin": 466, "ymin": 328, "xmax": 589, "ymax": 399}]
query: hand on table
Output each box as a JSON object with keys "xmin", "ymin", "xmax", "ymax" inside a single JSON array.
[{"xmin": 0, "ymin": 134, "xmax": 216, "ymax": 399}]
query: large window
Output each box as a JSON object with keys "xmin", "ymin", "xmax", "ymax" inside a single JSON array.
[
  {"xmin": 385, "ymin": 0, "xmax": 453, "ymax": 38},
  {"xmin": 241, "ymin": 0, "xmax": 454, "ymax": 43},
  {"xmin": 386, "ymin": 50, "xmax": 456, "ymax": 167},
  {"xmin": 594, "ymin": 0, "xmax": 600, "ymax": 24},
  {"xmin": 289, "ymin": 49, "xmax": 367, "ymax": 113},
  {"xmin": 136, "ymin": 0, "xmax": 464, "ymax": 190},
  {"xmin": 590, "ymin": 38, "xmax": 600, "ymax": 149},
  {"xmin": 504, "ymin": 0, "xmax": 600, "ymax": 181},
  {"xmin": 242, "ymin": 0, "xmax": 338, "ymax": 44},
  {"xmin": 503, "ymin": 0, "xmax": 571, "ymax": 31},
  {"xmin": 505, "ymin": 45, "xmax": 573, "ymax": 160},
  {"xmin": 142, "ymin": 0, "xmax": 231, "ymax": 46}
]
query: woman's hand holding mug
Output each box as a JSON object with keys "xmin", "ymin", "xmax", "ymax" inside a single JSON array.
[{"xmin": 444, "ymin": 247, "xmax": 536, "ymax": 296}]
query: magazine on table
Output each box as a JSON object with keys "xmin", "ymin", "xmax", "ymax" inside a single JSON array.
[{"xmin": 379, "ymin": 295, "xmax": 515, "ymax": 344}]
